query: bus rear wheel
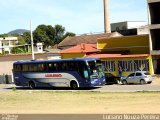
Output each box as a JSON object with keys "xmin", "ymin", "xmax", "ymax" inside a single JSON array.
[
  {"xmin": 29, "ymin": 81, "xmax": 35, "ymax": 89},
  {"xmin": 70, "ymin": 81, "xmax": 78, "ymax": 90}
]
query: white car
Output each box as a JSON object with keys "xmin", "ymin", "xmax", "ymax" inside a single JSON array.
[{"xmin": 121, "ymin": 71, "xmax": 153, "ymax": 85}]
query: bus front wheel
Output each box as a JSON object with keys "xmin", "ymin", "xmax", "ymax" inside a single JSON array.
[
  {"xmin": 29, "ymin": 81, "xmax": 35, "ymax": 89},
  {"xmin": 70, "ymin": 81, "xmax": 78, "ymax": 90}
]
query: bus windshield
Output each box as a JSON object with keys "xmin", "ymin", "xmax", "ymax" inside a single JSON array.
[{"xmin": 88, "ymin": 60, "xmax": 105, "ymax": 79}]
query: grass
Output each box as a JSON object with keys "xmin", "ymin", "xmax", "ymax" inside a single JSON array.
[{"xmin": 0, "ymin": 91, "xmax": 160, "ymax": 114}]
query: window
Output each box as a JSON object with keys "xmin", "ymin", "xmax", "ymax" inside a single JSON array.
[
  {"xmin": 128, "ymin": 73, "xmax": 135, "ymax": 77},
  {"xmin": 22, "ymin": 64, "xmax": 29, "ymax": 72},
  {"xmin": 133, "ymin": 60, "xmax": 149, "ymax": 71},
  {"xmin": 77, "ymin": 61, "xmax": 89, "ymax": 79},
  {"xmin": 47, "ymin": 63, "xmax": 58, "ymax": 71},
  {"xmin": 136, "ymin": 73, "xmax": 142, "ymax": 76},
  {"xmin": 102, "ymin": 61, "xmax": 116, "ymax": 72},
  {"xmin": 14, "ymin": 65, "xmax": 22, "ymax": 72},
  {"xmin": 37, "ymin": 64, "xmax": 45, "ymax": 72},
  {"xmin": 118, "ymin": 60, "xmax": 149, "ymax": 72}
]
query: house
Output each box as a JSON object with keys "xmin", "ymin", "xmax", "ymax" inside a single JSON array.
[
  {"xmin": 0, "ymin": 37, "xmax": 18, "ymax": 54},
  {"xmin": 58, "ymin": 32, "xmax": 122, "ymax": 50},
  {"xmin": 60, "ymin": 44, "xmax": 99, "ymax": 59},
  {"xmin": 59, "ymin": 33, "xmax": 154, "ymax": 76}
]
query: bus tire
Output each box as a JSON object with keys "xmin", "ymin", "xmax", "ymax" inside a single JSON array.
[
  {"xmin": 70, "ymin": 81, "xmax": 78, "ymax": 90},
  {"xmin": 29, "ymin": 81, "xmax": 36, "ymax": 89}
]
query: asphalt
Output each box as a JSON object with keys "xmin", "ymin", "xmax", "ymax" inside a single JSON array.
[{"xmin": 0, "ymin": 84, "xmax": 160, "ymax": 92}]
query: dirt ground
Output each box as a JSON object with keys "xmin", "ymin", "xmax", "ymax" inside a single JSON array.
[
  {"xmin": 0, "ymin": 76, "xmax": 160, "ymax": 114},
  {"xmin": 0, "ymin": 91, "xmax": 160, "ymax": 114},
  {"xmin": 151, "ymin": 76, "xmax": 160, "ymax": 85}
]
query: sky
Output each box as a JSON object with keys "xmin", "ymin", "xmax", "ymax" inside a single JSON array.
[{"xmin": 0, "ymin": 0, "xmax": 148, "ymax": 35}]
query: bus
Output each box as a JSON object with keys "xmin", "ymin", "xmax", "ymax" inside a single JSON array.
[{"xmin": 13, "ymin": 58, "xmax": 106, "ymax": 89}]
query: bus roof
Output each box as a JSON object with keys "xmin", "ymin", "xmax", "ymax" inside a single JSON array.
[{"xmin": 13, "ymin": 58, "xmax": 100, "ymax": 65}]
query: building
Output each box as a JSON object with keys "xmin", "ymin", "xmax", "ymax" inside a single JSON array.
[
  {"xmin": 0, "ymin": 37, "xmax": 18, "ymax": 54},
  {"xmin": 148, "ymin": 0, "xmax": 160, "ymax": 74},
  {"xmin": 60, "ymin": 44, "xmax": 99, "ymax": 59},
  {"xmin": 98, "ymin": 34, "xmax": 150, "ymax": 54},
  {"xmin": 111, "ymin": 21, "xmax": 149, "ymax": 36},
  {"xmin": 59, "ymin": 34, "xmax": 154, "ymax": 76},
  {"xmin": 86, "ymin": 54, "xmax": 153, "ymax": 77},
  {"xmin": 95, "ymin": 34, "xmax": 153, "ymax": 76},
  {"xmin": 58, "ymin": 32, "xmax": 122, "ymax": 50}
]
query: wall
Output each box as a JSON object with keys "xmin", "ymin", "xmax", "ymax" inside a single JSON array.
[
  {"xmin": 101, "ymin": 56, "xmax": 154, "ymax": 77},
  {"xmin": 61, "ymin": 53, "xmax": 85, "ymax": 59},
  {"xmin": 98, "ymin": 35, "xmax": 150, "ymax": 54},
  {"xmin": 0, "ymin": 53, "xmax": 51, "ymax": 76}
]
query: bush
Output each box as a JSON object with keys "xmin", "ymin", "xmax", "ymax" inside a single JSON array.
[{"xmin": 11, "ymin": 48, "xmax": 26, "ymax": 54}]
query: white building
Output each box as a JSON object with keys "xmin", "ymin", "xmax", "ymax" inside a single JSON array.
[
  {"xmin": 0, "ymin": 37, "xmax": 18, "ymax": 54},
  {"xmin": 111, "ymin": 21, "xmax": 149, "ymax": 35}
]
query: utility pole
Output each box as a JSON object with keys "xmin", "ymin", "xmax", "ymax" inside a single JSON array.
[
  {"xmin": 104, "ymin": 0, "xmax": 111, "ymax": 33},
  {"xmin": 30, "ymin": 20, "xmax": 35, "ymax": 60}
]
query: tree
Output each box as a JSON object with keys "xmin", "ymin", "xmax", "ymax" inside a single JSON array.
[
  {"xmin": 18, "ymin": 36, "xmax": 25, "ymax": 45},
  {"xmin": 63, "ymin": 32, "xmax": 76, "ymax": 39},
  {"xmin": 54, "ymin": 25, "xmax": 65, "ymax": 44},
  {"xmin": 33, "ymin": 25, "xmax": 53, "ymax": 48},
  {"xmin": 23, "ymin": 32, "xmax": 31, "ymax": 44},
  {"xmin": 22, "ymin": 24, "xmax": 75, "ymax": 49},
  {"xmin": 0, "ymin": 34, "xmax": 8, "ymax": 37}
]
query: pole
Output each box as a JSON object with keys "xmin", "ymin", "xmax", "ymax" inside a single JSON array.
[
  {"xmin": 30, "ymin": 20, "xmax": 35, "ymax": 60},
  {"xmin": 104, "ymin": 0, "xmax": 111, "ymax": 33}
]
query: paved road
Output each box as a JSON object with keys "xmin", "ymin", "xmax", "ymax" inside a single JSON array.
[
  {"xmin": 0, "ymin": 84, "xmax": 160, "ymax": 92},
  {"xmin": 92, "ymin": 84, "xmax": 160, "ymax": 92}
]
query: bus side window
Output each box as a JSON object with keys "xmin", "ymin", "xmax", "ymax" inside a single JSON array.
[
  {"xmin": 37, "ymin": 64, "xmax": 44, "ymax": 72},
  {"xmin": 22, "ymin": 64, "xmax": 29, "ymax": 72},
  {"xmin": 47, "ymin": 63, "xmax": 58, "ymax": 72},
  {"xmin": 14, "ymin": 64, "xmax": 22, "ymax": 72},
  {"xmin": 83, "ymin": 70, "xmax": 89, "ymax": 79},
  {"xmin": 48, "ymin": 63, "xmax": 52, "ymax": 71},
  {"xmin": 77, "ymin": 61, "xmax": 89, "ymax": 79}
]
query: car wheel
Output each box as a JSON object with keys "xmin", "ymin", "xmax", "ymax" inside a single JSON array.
[
  {"xmin": 122, "ymin": 80, "xmax": 127, "ymax": 85},
  {"xmin": 140, "ymin": 79, "xmax": 146, "ymax": 85}
]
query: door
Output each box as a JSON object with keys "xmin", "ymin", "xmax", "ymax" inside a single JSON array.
[
  {"xmin": 135, "ymin": 72, "xmax": 142, "ymax": 84},
  {"xmin": 127, "ymin": 73, "xmax": 135, "ymax": 84}
]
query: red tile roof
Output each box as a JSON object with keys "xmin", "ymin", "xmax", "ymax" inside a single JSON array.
[
  {"xmin": 60, "ymin": 44, "xmax": 99, "ymax": 54},
  {"xmin": 86, "ymin": 54, "xmax": 150, "ymax": 59}
]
